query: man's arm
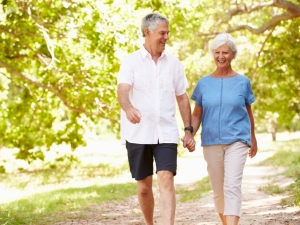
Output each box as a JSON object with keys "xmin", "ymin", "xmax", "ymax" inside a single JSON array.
[
  {"xmin": 176, "ymin": 93, "xmax": 195, "ymax": 152},
  {"xmin": 117, "ymin": 83, "xmax": 141, "ymax": 124}
]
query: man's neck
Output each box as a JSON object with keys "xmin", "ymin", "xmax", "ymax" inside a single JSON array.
[{"xmin": 143, "ymin": 44, "xmax": 162, "ymax": 63}]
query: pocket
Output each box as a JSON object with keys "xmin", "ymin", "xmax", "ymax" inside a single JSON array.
[
  {"xmin": 162, "ymin": 73, "xmax": 175, "ymax": 93},
  {"xmin": 133, "ymin": 73, "xmax": 149, "ymax": 90}
]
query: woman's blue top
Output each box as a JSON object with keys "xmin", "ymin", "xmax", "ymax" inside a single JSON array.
[{"xmin": 191, "ymin": 74, "xmax": 255, "ymax": 147}]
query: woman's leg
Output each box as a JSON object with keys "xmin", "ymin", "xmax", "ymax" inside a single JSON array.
[
  {"xmin": 203, "ymin": 145, "xmax": 226, "ymax": 224},
  {"xmin": 226, "ymin": 215, "xmax": 239, "ymax": 225},
  {"xmin": 223, "ymin": 142, "xmax": 249, "ymax": 224}
]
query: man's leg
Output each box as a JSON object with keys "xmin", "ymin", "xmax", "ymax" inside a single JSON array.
[
  {"xmin": 137, "ymin": 175, "xmax": 154, "ymax": 225},
  {"xmin": 157, "ymin": 170, "xmax": 176, "ymax": 225}
]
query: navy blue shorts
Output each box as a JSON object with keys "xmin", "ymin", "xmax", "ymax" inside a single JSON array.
[{"xmin": 125, "ymin": 141, "xmax": 178, "ymax": 180}]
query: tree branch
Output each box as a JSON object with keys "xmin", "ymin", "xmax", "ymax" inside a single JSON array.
[
  {"xmin": 225, "ymin": 0, "xmax": 300, "ymax": 34},
  {"xmin": 227, "ymin": 12, "xmax": 299, "ymax": 34},
  {"xmin": 14, "ymin": 0, "xmax": 59, "ymax": 70},
  {"xmin": 0, "ymin": 60, "xmax": 119, "ymax": 123},
  {"xmin": 254, "ymin": 27, "xmax": 276, "ymax": 74},
  {"xmin": 271, "ymin": 0, "xmax": 300, "ymax": 14},
  {"xmin": 226, "ymin": 2, "xmax": 274, "ymax": 20},
  {"xmin": 227, "ymin": 0, "xmax": 300, "ymax": 19}
]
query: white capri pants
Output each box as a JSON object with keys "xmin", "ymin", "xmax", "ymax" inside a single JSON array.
[{"xmin": 203, "ymin": 142, "xmax": 249, "ymax": 217}]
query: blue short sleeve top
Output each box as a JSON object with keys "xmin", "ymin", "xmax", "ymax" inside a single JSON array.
[{"xmin": 191, "ymin": 74, "xmax": 255, "ymax": 147}]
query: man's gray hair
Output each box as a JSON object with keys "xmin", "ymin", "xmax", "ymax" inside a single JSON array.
[
  {"xmin": 141, "ymin": 13, "xmax": 169, "ymax": 37},
  {"xmin": 209, "ymin": 32, "xmax": 238, "ymax": 59}
]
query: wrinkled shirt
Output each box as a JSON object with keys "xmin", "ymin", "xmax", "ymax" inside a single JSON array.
[
  {"xmin": 118, "ymin": 46, "xmax": 188, "ymax": 144},
  {"xmin": 191, "ymin": 74, "xmax": 255, "ymax": 147}
]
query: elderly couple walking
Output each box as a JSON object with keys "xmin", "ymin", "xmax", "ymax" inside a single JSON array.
[{"xmin": 117, "ymin": 12, "xmax": 258, "ymax": 225}]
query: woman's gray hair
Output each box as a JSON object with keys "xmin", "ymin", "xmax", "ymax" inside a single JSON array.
[
  {"xmin": 209, "ymin": 32, "xmax": 238, "ymax": 59},
  {"xmin": 141, "ymin": 13, "xmax": 169, "ymax": 37}
]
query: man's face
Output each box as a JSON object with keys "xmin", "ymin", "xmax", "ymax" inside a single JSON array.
[{"xmin": 146, "ymin": 22, "xmax": 170, "ymax": 53}]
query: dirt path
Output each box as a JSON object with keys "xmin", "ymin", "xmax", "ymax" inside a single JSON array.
[{"xmin": 55, "ymin": 137, "xmax": 300, "ymax": 225}]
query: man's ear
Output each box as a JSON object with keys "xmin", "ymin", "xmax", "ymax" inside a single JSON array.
[{"xmin": 144, "ymin": 28, "xmax": 150, "ymax": 37}]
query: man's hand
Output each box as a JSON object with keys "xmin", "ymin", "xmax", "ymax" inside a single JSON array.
[
  {"xmin": 181, "ymin": 132, "xmax": 196, "ymax": 152},
  {"xmin": 126, "ymin": 107, "xmax": 142, "ymax": 124}
]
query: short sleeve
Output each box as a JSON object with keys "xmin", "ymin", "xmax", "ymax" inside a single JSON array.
[
  {"xmin": 245, "ymin": 79, "xmax": 255, "ymax": 105},
  {"xmin": 174, "ymin": 61, "xmax": 189, "ymax": 96},
  {"xmin": 191, "ymin": 80, "xmax": 203, "ymax": 107},
  {"xmin": 117, "ymin": 57, "xmax": 133, "ymax": 85}
]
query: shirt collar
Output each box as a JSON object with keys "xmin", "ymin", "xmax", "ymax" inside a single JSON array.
[{"xmin": 140, "ymin": 45, "xmax": 166, "ymax": 59}]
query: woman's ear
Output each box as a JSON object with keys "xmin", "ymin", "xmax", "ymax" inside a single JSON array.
[{"xmin": 233, "ymin": 51, "xmax": 237, "ymax": 59}]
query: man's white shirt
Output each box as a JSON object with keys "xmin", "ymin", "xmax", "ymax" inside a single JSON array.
[{"xmin": 118, "ymin": 45, "xmax": 188, "ymax": 144}]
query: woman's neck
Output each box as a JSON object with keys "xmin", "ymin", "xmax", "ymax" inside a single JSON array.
[{"xmin": 211, "ymin": 67, "xmax": 237, "ymax": 78}]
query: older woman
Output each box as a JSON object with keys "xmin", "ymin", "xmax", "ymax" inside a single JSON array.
[{"xmin": 190, "ymin": 33, "xmax": 258, "ymax": 225}]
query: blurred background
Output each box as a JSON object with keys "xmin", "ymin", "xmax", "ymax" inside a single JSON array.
[{"xmin": 0, "ymin": 0, "xmax": 299, "ymax": 198}]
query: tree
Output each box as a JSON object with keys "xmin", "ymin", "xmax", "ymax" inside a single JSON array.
[
  {"xmin": 0, "ymin": 0, "xmax": 141, "ymax": 161},
  {"xmin": 249, "ymin": 19, "xmax": 300, "ymax": 139},
  {"xmin": 1, "ymin": 0, "xmax": 299, "ymax": 163}
]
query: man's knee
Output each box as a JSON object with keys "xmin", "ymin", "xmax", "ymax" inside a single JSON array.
[
  {"xmin": 137, "ymin": 176, "xmax": 153, "ymax": 195},
  {"xmin": 157, "ymin": 171, "xmax": 174, "ymax": 189}
]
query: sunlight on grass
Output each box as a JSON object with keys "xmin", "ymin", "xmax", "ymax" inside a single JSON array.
[
  {"xmin": 0, "ymin": 182, "xmax": 137, "ymax": 225},
  {"xmin": 176, "ymin": 176, "xmax": 211, "ymax": 202},
  {"xmin": 0, "ymin": 162, "xmax": 129, "ymax": 190},
  {"xmin": 258, "ymin": 138, "xmax": 300, "ymax": 177},
  {"xmin": 258, "ymin": 184, "xmax": 283, "ymax": 195},
  {"xmin": 258, "ymin": 138, "xmax": 300, "ymax": 206}
]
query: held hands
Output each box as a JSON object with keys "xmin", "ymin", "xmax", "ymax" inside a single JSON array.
[
  {"xmin": 126, "ymin": 107, "xmax": 142, "ymax": 124},
  {"xmin": 181, "ymin": 132, "xmax": 196, "ymax": 152}
]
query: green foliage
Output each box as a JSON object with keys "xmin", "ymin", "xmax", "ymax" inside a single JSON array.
[
  {"xmin": 176, "ymin": 176, "xmax": 211, "ymax": 202},
  {"xmin": 0, "ymin": 182, "xmax": 136, "ymax": 225},
  {"xmin": 0, "ymin": 0, "xmax": 300, "ymax": 163},
  {"xmin": 0, "ymin": 0, "xmax": 140, "ymax": 161},
  {"xmin": 249, "ymin": 19, "xmax": 300, "ymax": 130}
]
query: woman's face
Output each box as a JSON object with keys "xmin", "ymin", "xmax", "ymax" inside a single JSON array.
[{"xmin": 213, "ymin": 44, "xmax": 235, "ymax": 69}]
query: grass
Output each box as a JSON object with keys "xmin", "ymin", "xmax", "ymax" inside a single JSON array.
[
  {"xmin": 176, "ymin": 176, "xmax": 211, "ymax": 202},
  {"xmin": 0, "ymin": 162, "xmax": 128, "ymax": 190},
  {"xmin": 258, "ymin": 138, "xmax": 300, "ymax": 206},
  {"xmin": 0, "ymin": 182, "xmax": 137, "ymax": 225},
  {"xmin": 258, "ymin": 184, "xmax": 283, "ymax": 195},
  {"xmin": 0, "ymin": 140, "xmax": 132, "ymax": 224}
]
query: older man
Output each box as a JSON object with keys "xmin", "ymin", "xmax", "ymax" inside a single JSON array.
[{"xmin": 117, "ymin": 12, "xmax": 195, "ymax": 225}]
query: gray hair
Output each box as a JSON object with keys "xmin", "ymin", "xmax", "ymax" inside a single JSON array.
[
  {"xmin": 141, "ymin": 13, "xmax": 169, "ymax": 37},
  {"xmin": 209, "ymin": 32, "xmax": 238, "ymax": 59}
]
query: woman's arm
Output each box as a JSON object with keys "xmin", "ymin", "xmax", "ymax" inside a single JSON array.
[
  {"xmin": 246, "ymin": 105, "xmax": 258, "ymax": 158},
  {"xmin": 191, "ymin": 104, "xmax": 203, "ymax": 137}
]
